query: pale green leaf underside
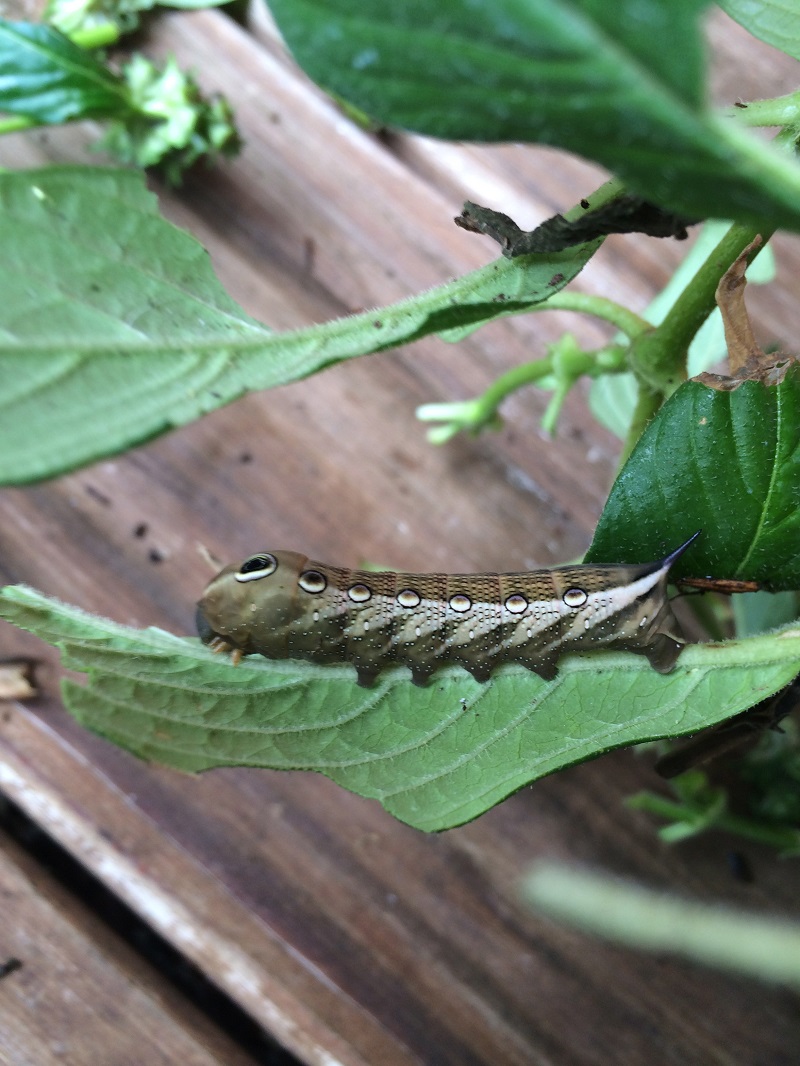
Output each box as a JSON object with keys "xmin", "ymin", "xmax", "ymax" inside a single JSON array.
[
  {"xmin": 718, "ymin": 0, "xmax": 800, "ymax": 63},
  {"xmin": 0, "ymin": 167, "xmax": 598, "ymax": 485},
  {"xmin": 2, "ymin": 584, "xmax": 798, "ymax": 831}
]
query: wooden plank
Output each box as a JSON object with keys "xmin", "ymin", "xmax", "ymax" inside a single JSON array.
[
  {"xmin": 0, "ymin": 819, "xmax": 262, "ymax": 1065},
  {"xmin": 0, "ymin": 708, "xmax": 396, "ymax": 1066},
  {"xmin": 2, "ymin": 8, "xmax": 800, "ymax": 1066}
]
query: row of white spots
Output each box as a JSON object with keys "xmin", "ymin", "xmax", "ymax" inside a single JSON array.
[
  {"xmin": 235, "ymin": 552, "xmax": 592, "ymax": 624},
  {"xmin": 297, "ymin": 572, "xmax": 590, "ymax": 617}
]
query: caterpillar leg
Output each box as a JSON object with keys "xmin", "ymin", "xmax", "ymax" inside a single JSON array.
[{"xmin": 207, "ymin": 636, "xmax": 244, "ymax": 665}]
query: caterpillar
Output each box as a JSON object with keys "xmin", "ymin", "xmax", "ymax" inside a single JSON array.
[{"xmin": 196, "ymin": 532, "xmax": 699, "ymax": 686}]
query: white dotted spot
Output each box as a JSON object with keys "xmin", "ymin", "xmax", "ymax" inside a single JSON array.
[
  {"xmin": 505, "ymin": 593, "xmax": 528, "ymax": 614},
  {"xmin": 449, "ymin": 594, "xmax": 471, "ymax": 613},
  {"xmin": 348, "ymin": 583, "xmax": 372, "ymax": 603},
  {"xmin": 299, "ymin": 569, "xmax": 327, "ymax": 594},
  {"xmin": 563, "ymin": 587, "xmax": 588, "ymax": 608}
]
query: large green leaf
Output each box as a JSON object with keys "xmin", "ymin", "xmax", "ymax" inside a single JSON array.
[
  {"xmin": 586, "ymin": 366, "xmax": 800, "ymax": 589},
  {"xmin": 0, "ymin": 20, "xmax": 130, "ymax": 121},
  {"xmin": 265, "ymin": 0, "xmax": 800, "ymax": 231},
  {"xmin": 0, "ymin": 167, "xmax": 599, "ymax": 485},
  {"xmin": 2, "ymin": 584, "xmax": 798, "ymax": 831},
  {"xmin": 718, "ymin": 0, "xmax": 800, "ymax": 63}
]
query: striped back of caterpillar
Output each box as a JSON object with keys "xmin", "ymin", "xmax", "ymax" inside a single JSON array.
[{"xmin": 196, "ymin": 533, "xmax": 699, "ymax": 686}]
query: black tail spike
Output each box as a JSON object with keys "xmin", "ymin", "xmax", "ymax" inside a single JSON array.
[{"xmin": 663, "ymin": 530, "xmax": 702, "ymax": 570}]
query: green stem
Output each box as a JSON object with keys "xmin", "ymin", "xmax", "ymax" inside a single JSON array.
[
  {"xmin": 628, "ymin": 791, "xmax": 800, "ymax": 852},
  {"xmin": 726, "ymin": 91, "xmax": 800, "ymax": 128},
  {"xmin": 418, "ymin": 342, "xmax": 628, "ymax": 441},
  {"xmin": 714, "ymin": 119, "xmax": 800, "ymax": 202},
  {"xmin": 70, "ymin": 23, "xmax": 121, "ymax": 49},
  {"xmin": 630, "ymin": 220, "xmax": 770, "ymax": 393},
  {"xmin": 0, "ymin": 115, "xmax": 40, "ymax": 135},
  {"xmin": 476, "ymin": 357, "xmax": 556, "ymax": 412},
  {"xmin": 618, "ymin": 383, "xmax": 660, "ymax": 467},
  {"xmin": 538, "ymin": 292, "xmax": 650, "ymax": 340},
  {"xmin": 524, "ymin": 863, "xmax": 800, "ymax": 986},
  {"xmin": 561, "ymin": 175, "xmax": 625, "ymax": 220}
]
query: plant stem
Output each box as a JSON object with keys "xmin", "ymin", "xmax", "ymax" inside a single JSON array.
[
  {"xmin": 561, "ymin": 175, "xmax": 625, "ymax": 220},
  {"xmin": 0, "ymin": 115, "xmax": 39, "ymax": 134},
  {"xmin": 727, "ymin": 91, "xmax": 800, "ymax": 128},
  {"xmin": 477, "ymin": 358, "xmax": 556, "ymax": 409},
  {"xmin": 70, "ymin": 23, "xmax": 121, "ymax": 49},
  {"xmin": 539, "ymin": 292, "xmax": 650, "ymax": 339},
  {"xmin": 525, "ymin": 863, "xmax": 800, "ymax": 985},
  {"xmin": 712, "ymin": 117, "xmax": 800, "ymax": 206},
  {"xmin": 630, "ymin": 220, "xmax": 770, "ymax": 393},
  {"xmin": 618, "ymin": 382, "xmax": 661, "ymax": 466},
  {"xmin": 628, "ymin": 791, "xmax": 800, "ymax": 852}
]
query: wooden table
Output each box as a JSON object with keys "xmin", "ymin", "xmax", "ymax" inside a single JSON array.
[{"xmin": 2, "ymin": 6, "xmax": 800, "ymax": 1063}]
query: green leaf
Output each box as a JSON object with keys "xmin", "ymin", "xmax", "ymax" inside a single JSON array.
[
  {"xmin": 44, "ymin": 0, "xmax": 233, "ymax": 38},
  {"xmin": 1, "ymin": 583, "xmax": 798, "ymax": 831},
  {"xmin": 586, "ymin": 366, "xmax": 800, "ymax": 589},
  {"xmin": 718, "ymin": 0, "xmax": 800, "ymax": 63},
  {"xmin": 0, "ymin": 166, "xmax": 599, "ymax": 485},
  {"xmin": 97, "ymin": 55, "xmax": 242, "ymax": 184},
  {"xmin": 733, "ymin": 589, "xmax": 800, "ymax": 638},
  {"xmin": 0, "ymin": 19, "xmax": 130, "ymax": 121},
  {"xmin": 266, "ymin": 0, "xmax": 800, "ymax": 231},
  {"xmin": 158, "ymin": 0, "xmax": 233, "ymax": 6}
]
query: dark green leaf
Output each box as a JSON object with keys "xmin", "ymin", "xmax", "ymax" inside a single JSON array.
[
  {"xmin": 1, "ymin": 584, "xmax": 798, "ymax": 831},
  {"xmin": 0, "ymin": 20, "xmax": 130, "ymax": 121},
  {"xmin": 586, "ymin": 366, "xmax": 800, "ymax": 589},
  {"xmin": 0, "ymin": 167, "xmax": 598, "ymax": 485},
  {"xmin": 266, "ymin": 0, "xmax": 800, "ymax": 231}
]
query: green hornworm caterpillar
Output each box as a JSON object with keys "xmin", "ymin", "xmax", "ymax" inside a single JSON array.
[{"xmin": 196, "ymin": 532, "xmax": 699, "ymax": 686}]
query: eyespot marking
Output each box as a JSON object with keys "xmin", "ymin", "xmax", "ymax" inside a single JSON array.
[
  {"xmin": 397, "ymin": 588, "xmax": 421, "ymax": 608},
  {"xmin": 235, "ymin": 553, "xmax": 278, "ymax": 582},
  {"xmin": 299, "ymin": 569, "xmax": 327, "ymax": 594},
  {"xmin": 563, "ymin": 587, "xmax": 588, "ymax": 608},
  {"xmin": 449, "ymin": 593, "xmax": 471, "ymax": 613},
  {"xmin": 348, "ymin": 583, "xmax": 372, "ymax": 603},
  {"xmin": 505, "ymin": 593, "xmax": 528, "ymax": 614}
]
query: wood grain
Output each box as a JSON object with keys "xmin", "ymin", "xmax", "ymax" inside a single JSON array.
[
  {"xmin": 1, "ymin": 6, "xmax": 800, "ymax": 1064},
  {"xmin": 0, "ymin": 810, "xmax": 261, "ymax": 1066}
]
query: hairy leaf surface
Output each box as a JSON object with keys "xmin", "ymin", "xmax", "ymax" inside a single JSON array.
[
  {"xmin": 2, "ymin": 584, "xmax": 798, "ymax": 831},
  {"xmin": 0, "ymin": 167, "xmax": 598, "ymax": 484}
]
